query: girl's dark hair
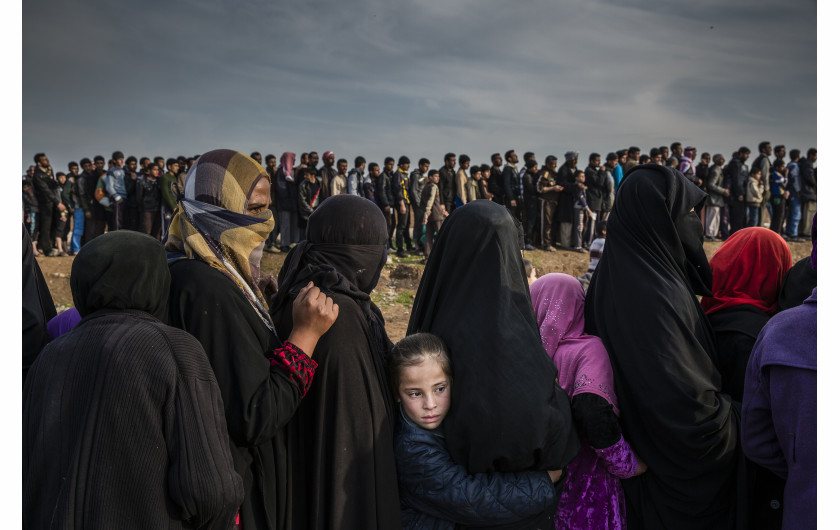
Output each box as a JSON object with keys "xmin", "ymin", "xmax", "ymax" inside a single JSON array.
[{"xmin": 388, "ymin": 332, "xmax": 452, "ymax": 400}]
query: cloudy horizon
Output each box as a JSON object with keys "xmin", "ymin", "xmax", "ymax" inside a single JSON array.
[{"xmin": 23, "ymin": 0, "xmax": 816, "ymax": 174}]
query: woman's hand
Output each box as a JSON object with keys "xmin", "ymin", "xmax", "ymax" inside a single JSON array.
[
  {"xmin": 288, "ymin": 282, "xmax": 340, "ymax": 357},
  {"xmin": 547, "ymin": 469, "xmax": 564, "ymax": 483},
  {"xmin": 634, "ymin": 458, "xmax": 648, "ymax": 476}
]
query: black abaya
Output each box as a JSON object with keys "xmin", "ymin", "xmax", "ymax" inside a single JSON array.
[
  {"xmin": 583, "ymin": 165, "xmax": 745, "ymax": 530},
  {"xmin": 270, "ymin": 195, "xmax": 402, "ymax": 530},
  {"xmin": 407, "ymin": 200, "xmax": 580, "ymax": 475},
  {"xmin": 24, "ymin": 231, "xmax": 242, "ymax": 530},
  {"xmin": 22, "ymin": 223, "xmax": 56, "ymax": 380}
]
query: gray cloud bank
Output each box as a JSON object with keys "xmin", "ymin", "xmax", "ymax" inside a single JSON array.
[{"xmin": 23, "ymin": 0, "xmax": 816, "ymax": 172}]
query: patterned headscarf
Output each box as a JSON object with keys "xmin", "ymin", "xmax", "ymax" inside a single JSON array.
[
  {"xmin": 530, "ymin": 273, "xmax": 619, "ymax": 414},
  {"xmin": 165, "ymin": 149, "xmax": 275, "ymax": 329},
  {"xmin": 280, "ymin": 152, "xmax": 296, "ymax": 180}
]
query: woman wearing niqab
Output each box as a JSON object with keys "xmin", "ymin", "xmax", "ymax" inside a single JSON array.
[
  {"xmin": 270, "ymin": 194, "xmax": 402, "ymax": 529},
  {"xmin": 407, "ymin": 200, "xmax": 580, "ymax": 530},
  {"xmin": 24, "ymin": 231, "xmax": 243, "ymax": 530},
  {"xmin": 584, "ymin": 164, "xmax": 745, "ymax": 529},
  {"xmin": 166, "ymin": 149, "xmax": 322, "ymax": 530}
]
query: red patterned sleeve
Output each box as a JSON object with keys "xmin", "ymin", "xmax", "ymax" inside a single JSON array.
[{"xmin": 268, "ymin": 341, "xmax": 318, "ymax": 397}]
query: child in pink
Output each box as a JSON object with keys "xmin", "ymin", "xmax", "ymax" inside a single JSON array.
[{"xmin": 531, "ymin": 273, "xmax": 646, "ymax": 530}]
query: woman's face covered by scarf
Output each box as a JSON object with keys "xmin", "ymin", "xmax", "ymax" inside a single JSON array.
[{"xmin": 165, "ymin": 148, "xmax": 275, "ymax": 309}]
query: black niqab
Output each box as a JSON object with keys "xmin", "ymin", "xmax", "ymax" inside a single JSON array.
[
  {"xmin": 407, "ymin": 200, "xmax": 580, "ymax": 476},
  {"xmin": 22, "ymin": 224, "xmax": 56, "ymax": 380},
  {"xmin": 72, "ymin": 231, "xmax": 170, "ymax": 321},
  {"xmin": 584, "ymin": 165, "xmax": 744, "ymax": 530},
  {"xmin": 270, "ymin": 195, "xmax": 401, "ymax": 529}
]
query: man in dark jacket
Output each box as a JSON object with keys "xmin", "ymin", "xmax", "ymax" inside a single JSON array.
[
  {"xmin": 501, "ymin": 149, "xmax": 521, "ymax": 220},
  {"xmin": 727, "ymin": 146, "xmax": 751, "ymax": 235},
  {"xmin": 798, "ymin": 148, "xmax": 817, "ymax": 237},
  {"xmin": 375, "ymin": 157, "xmax": 397, "ymax": 251},
  {"xmin": 409, "ymin": 158, "xmax": 430, "ymax": 253},
  {"xmin": 704, "ymin": 154, "xmax": 729, "ymax": 240},
  {"xmin": 488, "ymin": 152, "xmax": 505, "ymax": 205},
  {"xmin": 438, "ymin": 152, "xmax": 457, "ymax": 215},
  {"xmin": 555, "ymin": 151, "xmax": 579, "ymax": 249},
  {"xmin": 31, "ymin": 153, "xmax": 62, "ymax": 256},
  {"xmin": 751, "ymin": 141, "xmax": 773, "ymax": 226},
  {"xmin": 392, "ymin": 155, "xmax": 413, "ymax": 257},
  {"xmin": 583, "ymin": 153, "xmax": 607, "ymax": 247},
  {"xmin": 319, "ymin": 151, "xmax": 337, "ymax": 201},
  {"xmin": 521, "ymin": 159, "xmax": 541, "ymax": 250}
]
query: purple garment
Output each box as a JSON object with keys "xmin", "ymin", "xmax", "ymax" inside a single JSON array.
[
  {"xmin": 810, "ymin": 213, "xmax": 816, "ymax": 271},
  {"xmin": 530, "ymin": 273, "xmax": 639, "ymax": 530},
  {"xmin": 742, "ymin": 288, "xmax": 816, "ymax": 530},
  {"xmin": 46, "ymin": 307, "xmax": 81, "ymax": 339}
]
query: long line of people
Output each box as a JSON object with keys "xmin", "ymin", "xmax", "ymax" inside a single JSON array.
[
  {"xmin": 22, "ymin": 141, "xmax": 816, "ymax": 264},
  {"xmin": 22, "ymin": 148, "xmax": 817, "ymax": 529}
]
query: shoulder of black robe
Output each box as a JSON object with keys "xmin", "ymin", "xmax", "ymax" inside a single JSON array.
[
  {"xmin": 708, "ymin": 305, "xmax": 770, "ymax": 402},
  {"xmin": 22, "ymin": 223, "xmax": 56, "ymax": 380},
  {"xmin": 779, "ymin": 256, "xmax": 817, "ymax": 310},
  {"xmin": 584, "ymin": 164, "xmax": 744, "ymax": 529},
  {"xmin": 269, "ymin": 195, "xmax": 401, "ymax": 529},
  {"xmin": 407, "ymin": 199, "xmax": 579, "ymax": 475}
]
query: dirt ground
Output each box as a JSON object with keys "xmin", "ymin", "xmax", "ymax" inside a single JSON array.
[{"xmin": 36, "ymin": 237, "xmax": 814, "ymax": 342}]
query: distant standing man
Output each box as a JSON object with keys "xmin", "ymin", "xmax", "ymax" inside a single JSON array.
[
  {"xmin": 455, "ymin": 154, "xmax": 470, "ymax": 208},
  {"xmin": 751, "ymin": 141, "xmax": 773, "ymax": 226},
  {"xmin": 704, "ymin": 154, "xmax": 729, "ymax": 240},
  {"xmin": 392, "ymin": 155, "xmax": 413, "ymax": 257},
  {"xmin": 438, "ymin": 153, "xmax": 457, "ymax": 214},
  {"xmin": 785, "ymin": 149, "xmax": 803, "ymax": 241},
  {"xmin": 556, "ymin": 151, "xmax": 579, "ymax": 249},
  {"xmin": 104, "ymin": 151, "xmax": 127, "ymax": 231},
  {"xmin": 537, "ymin": 155, "xmax": 562, "ymax": 252},
  {"xmin": 501, "ymin": 149, "xmax": 521, "ymax": 219},
  {"xmin": 409, "ymin": 158, "xmax": 430, "ymax": 252},
  {"xmin": 797, "ymin": 148, "xmax": 817, "ymax": 238},
  {"xmin": 31, "ymin": 153, "xmax": 61, "ymax": 256},
  {"xmin": 488, "ymin": 153, "xmax": 505, "ymax": 205},
  {"xmin": 319, "ymin": 151, "xmax": 337, "ymax": 200},
  {"xmin": 727, "ymin": 146, "xmax": 751, "ymax": 234}
]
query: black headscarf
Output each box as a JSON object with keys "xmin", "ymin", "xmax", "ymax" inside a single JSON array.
[
  {"xmin": 272, "ymin": 194, "xmax": 390, "ymax": 366},
  {"xmin": 407, "ymin": 200, "xmax": 580, "ymax": 475},
  {"xmin": 584, "ymin": 164, "xmax": 744, "ymax": 529},
  {"xmin": 72, "ymin": 231, "xmax": 170, "ymax": 321}
]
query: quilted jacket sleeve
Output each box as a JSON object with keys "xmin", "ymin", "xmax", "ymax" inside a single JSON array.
[{"xmin": 395, "ymin": 422, "xmax": 558, "ymax": 527}]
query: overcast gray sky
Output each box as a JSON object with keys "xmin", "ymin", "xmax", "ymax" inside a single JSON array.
[{"xmin": 22, "ymin": 0, "xmax": 816, "ymax": 173}]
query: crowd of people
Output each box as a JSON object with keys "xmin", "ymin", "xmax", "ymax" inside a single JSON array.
[
  {"xmin": 22, "ymin": 146, "xmax": 816, "ymax": 530},
  {"xmin": 21, "ymin": 141, "xmax": 816, "ymax": 262}
]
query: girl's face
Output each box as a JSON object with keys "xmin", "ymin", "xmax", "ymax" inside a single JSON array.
[{"xmin": 398, "ymin": 357, "xmax": 451, "ymax": 430}]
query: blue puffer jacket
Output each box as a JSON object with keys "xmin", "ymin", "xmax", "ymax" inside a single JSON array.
[{"xmin": 394, "ymin": 407, "xmax": 559, "ymax": 530}]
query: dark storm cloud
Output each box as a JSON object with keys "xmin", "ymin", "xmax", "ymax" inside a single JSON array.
[{"xmin": 23, "ymin": 0, "xmax": 815, "ymax": 171}]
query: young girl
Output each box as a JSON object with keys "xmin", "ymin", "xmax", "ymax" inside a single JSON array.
[
  {"xmin": 390, "ymin": 332, "xmax": 564, "ymax": 530},
  {"xmin": 530, "ymin": 273, "xmax": 646, "ymax": 530}
]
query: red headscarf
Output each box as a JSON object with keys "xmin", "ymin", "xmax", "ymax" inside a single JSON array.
[{"xmin": 700, "ymin": 227, "xmax": 792, "ymax": 316}]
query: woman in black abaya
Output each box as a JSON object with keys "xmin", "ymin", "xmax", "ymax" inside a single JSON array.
[
  {"xmin": 406, "ymin": 199, "xmax": 580, "ymax": 529},
  {"xmin": 584, "ymin": 164, "xmax": 745, "ymax": 529},
  {"xmin": 270, "ymin": 194, "xmax": 402, "ymax": 529}
]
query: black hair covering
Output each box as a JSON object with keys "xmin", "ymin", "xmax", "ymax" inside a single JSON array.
[
  {"xmin": 584, "ymin": 165, "xmax": 745, "ymax": 529},
  {"xmin": 272, "ymin": 194, "xmax": 389, "ymax": 350},
  {"xmin": 407, "ymin": 200, "xmax": 580, "ymax": 475},
  {"xmin": 71, "ymin": 231, "xmax": 170, "ymax": 321}
]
